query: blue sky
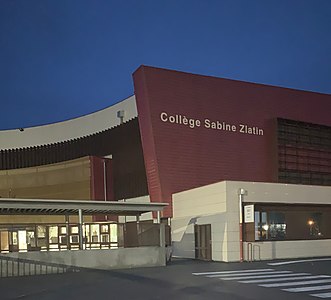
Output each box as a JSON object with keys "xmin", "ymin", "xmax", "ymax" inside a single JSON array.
[{"xmin": 1, "ymin": 0, "xmax": 330, "ymax": 129}]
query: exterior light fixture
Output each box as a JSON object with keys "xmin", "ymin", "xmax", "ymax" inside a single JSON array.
[
  {"xmin": 307, "ymin": 220, "xmax": 314, "ymax": 226},
  {"xmin": 117, "ymin": 110, "xmax": 125, "ymax": 124},
  {"xmin": 262, "ymin": 224, "xmax": 269, "ymax": 231}
]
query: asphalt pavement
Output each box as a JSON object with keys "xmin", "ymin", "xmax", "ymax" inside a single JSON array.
[{"xmin": 1, "ymin": 257, "xmax": 331, "ymax": 300}]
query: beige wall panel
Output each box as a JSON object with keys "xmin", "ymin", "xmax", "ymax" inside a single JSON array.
[
  {"xmin": 0, "ymin": 157, "xmax": 91, "ymax": 200},
  {"xmin": 243, "ymin": 240, "xmax": 331, "ymax": 261},
  {"xmin": 171, "ymin": 217, "xmax": 195, "ymax": 259},
  {"xmin": 225, "ymin": 181, "xmax": 331, "ymax": 205},
  {"xmin": 173, "ymin": 182, "xmax": 227, "ymax": 218},
  {"xmin": 226, "ymin": 251, "xmax": 241, "ymax": 262},
  {"xmin": 173, "ymin": 180, "xmax": 331, "ymax": 262}
]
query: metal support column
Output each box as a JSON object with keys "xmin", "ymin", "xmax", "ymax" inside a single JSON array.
[
  {"xmin": 78, "ymin": 209, "xmax": 83, "ymax": 250},
  {"xmin": 136, "ymin": 214, "xmax": 140, "ymax": 247},
  {"xmin": 156, "ymin": 211, "xmax": 161, "ymax": 224},
  {"xmin": 65, "ymin": 214, "xmax": 70, "ymax": 249},
  {"xmin": 238, "ymin": 188, "xmax": 247, "ymax": 262}
]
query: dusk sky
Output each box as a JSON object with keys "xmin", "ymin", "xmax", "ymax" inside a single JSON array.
[{"xmin": 1, "ymin": 0, "xmax": 330, "ymax": 130}]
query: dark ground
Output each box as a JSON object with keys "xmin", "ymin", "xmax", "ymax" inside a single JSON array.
[{"xmin": 1, "ymin": 257, "xmax": 331, "ymax": 300}]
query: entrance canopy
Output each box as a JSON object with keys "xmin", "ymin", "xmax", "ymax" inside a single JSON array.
[{"xmin": 0, "ymin": 198, "xmax": 168, "ymax": 216}]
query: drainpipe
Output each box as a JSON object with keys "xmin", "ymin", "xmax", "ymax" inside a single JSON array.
[
  {"xmin": 103, "ymin": 155, "xmax": 112, "ymax": 221},
  {"xmin": 103, "ymin": 159, "xmax": 107, "ymax": 202},
  {"xmin": 238, "ymin": 188, "xmax": 248, "ymax": 262}
]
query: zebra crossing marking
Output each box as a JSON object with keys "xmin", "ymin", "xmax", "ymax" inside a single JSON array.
[
  {"xmin": 268, "ymin": 258, "xmax": 331, "ymax": 266},
  {"xmin": 284, "ymin": 285, "xmax": 331, "ymax": 293},
  {"xmin": 192, "ymin": 268, "xmax": 331, "ymax": 298},
  {"xmin": 207, "ymin": 270, "xmax": 292, "ymax": 278},
  {"xmin": 192, "ymin": 268, "xmax": 273, "ymax": 276},
  {"xmin": 310, "ymin": 292, "xmax": 331, "ymax": 298},
  {"xmin": 239, "ymin": 273, "xmax": 313, "ymax": 283},
  {"xmin": 240, "ymin": 274, "xmax": 320, "ymax": 284},
  {"xmin": 259, "ymin": 277, "xmax": 331, "ymax": 288}
]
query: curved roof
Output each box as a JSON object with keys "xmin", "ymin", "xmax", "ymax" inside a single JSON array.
[{"xmin": 0, "ymin": 95, "xmax": 137, "ymax": 150}]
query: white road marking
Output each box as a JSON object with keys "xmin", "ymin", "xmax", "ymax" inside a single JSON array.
[
  {"xmin": 221, "ymin": 272, "xmax": 296, "ymax": 281},
  {"xmin": 207, "ymin": 270, "xmax": 291, "ymax": 278},
  {"xmin": 310, "ymin": 292, "xmax": 331, "ymax": 298},
  {"xmin": 259, "ymin": 277, "xmax": 331, "ymax": 288},
  {"xmin": 268, "ymin": 258, "xmax": 331, "ymax": 266},
  {"xmin": 239, "ymin": 273, "xmax": 312, "ymax": 283},
  {"xmin": 193, "ymin": 267, "xmax": 331, "ymax": 297},
  {"xmin": 283, "ymin": 285, "xmax": 331, "ymax": 293},
  {"xmin": 192, "ymin": 268, "xmax": 274, "ymax": 276}
]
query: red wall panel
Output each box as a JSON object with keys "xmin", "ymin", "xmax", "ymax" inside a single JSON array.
[{"xmin": 133, "ymin": 66, "xmax": 331, "ymax": 217}]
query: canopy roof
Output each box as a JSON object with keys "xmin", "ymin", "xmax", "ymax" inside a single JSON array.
[{"xmin": 0, "ymin": 198, "xmax": 167, "ymax": 216}]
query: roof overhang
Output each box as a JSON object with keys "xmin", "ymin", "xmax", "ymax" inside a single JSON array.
[{"xmin": 0, "ymin": 198, "xmax": 168, "ymax": 216}]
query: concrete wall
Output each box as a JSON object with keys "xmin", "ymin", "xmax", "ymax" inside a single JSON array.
[
  {"xmin": 118, "ymin": 195, "xmax": 153, "ymax": 223},
  {"xmin": 225, "ymin": 181, "xmax": 331, "ymax": 206},
  {"xmin": 172, "ymin": 180, "xmax": 331, "ymax": 262},
  {"xmin": 244, "ymin": 240, "xmax": 331, "ymax": 261},
  {"xmin": 172, "ymin": 182, "xmax": 240, "ymax": 262},
  {"xmin": 5, "ymin": 246, "xmax": 166, "ymax": 271}
]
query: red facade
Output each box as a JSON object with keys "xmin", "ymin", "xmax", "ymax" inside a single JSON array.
[{"xmin": 133, "ymin": 66, "xmax": 331, "ymax": 217}]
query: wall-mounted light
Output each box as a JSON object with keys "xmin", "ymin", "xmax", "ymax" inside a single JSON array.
[
  {"xmin": 307, "ymin": 219, "xmax": 314, "ymax": 226},
  {"xmin": 117, "ymin": 110, "xmax": 125, "ymax": 124}
]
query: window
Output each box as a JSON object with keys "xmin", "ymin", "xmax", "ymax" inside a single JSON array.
[
  {"xmin": 249, "ymin": 204, "xmax": 331, "ymax": 241},
  {"xmin": 268, "ymin": 212, "xmax": 286, "ymax": 240},
  {"xmin": 307, "ymin": 213, "xmax": 322, "ymax": 238},
  {"xmin": 255, "ymin": 211, "xmax": 268, "ymax": 240}
]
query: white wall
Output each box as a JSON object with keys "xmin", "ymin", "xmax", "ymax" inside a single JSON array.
[
  {"xmin": 172, "ymin": 180, "xmax": 331, "ymax": 262},
  {"xmin": 0, "ymin": 96, "xmax": 137, "ymax": 150},
  {"xmin": 118, "ymin": 195, "xmax": 153, "ymax": 223},
  {"xmin": 225, "ymin": 181, "xmax": 331, "ymax": 206},
  {"xmin": 244, "ymin": 240, "xmax": 331, "ymax": 261},
  {"xmin": 172, "ymin": 182, "xmax": 239, "ymax": 261}
]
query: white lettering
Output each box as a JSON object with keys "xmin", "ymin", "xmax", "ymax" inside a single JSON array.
[
  {"xmin": 160, "ymin": 112, "xmax": 201, "ymax": 129},
  {"xmin": 204, "ymin": 119, "xmax": 236, "ymax": 132},
  {"xmin": 160, "ymin": 112, "xmax": 168, "ymax": 122},
  {"xmin": 160, "ymin": 112, "xmax": 264, "ymax": 136},
  {"xmin": 239, "ymin": 124, "xmax": 264, "ymax": 136}
]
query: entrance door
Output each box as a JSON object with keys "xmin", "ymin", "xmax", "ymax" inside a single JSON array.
[
  {"xmin": 9, "ymin": 230, "xmax": 19, "ymax": 252},
  {"xmin": 194, "ymin": 224, "xmax": 212, "ymax": 261},
  {"xmin": 8, "ymin": 230, "xmax": 28, "ymax": 252}
]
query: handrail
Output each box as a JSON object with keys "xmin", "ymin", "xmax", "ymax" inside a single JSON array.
[
  {"xmin": 0, "ymin": 254, "xmax": 79, "ymax": 278},
  {"xmin": 246, "ymin": 242, "xmax": 261, "ymax": 262},
  {"xmin": 247, "ymin": 242, "xmax": 253, "ymax": 262}
]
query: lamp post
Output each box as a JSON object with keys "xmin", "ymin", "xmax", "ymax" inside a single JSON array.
[{"xmin": 238, "ymin": 188, "xmax": 248, "ymax": 262}]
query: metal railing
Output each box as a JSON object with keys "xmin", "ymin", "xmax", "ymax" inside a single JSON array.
[
  {"xmin": 246, "ymin": 242, "xmax": 261, "ymax": 262},
  {"xmin": 0, "ymin": 254, "xmax": 80, "ymax": 278}
]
